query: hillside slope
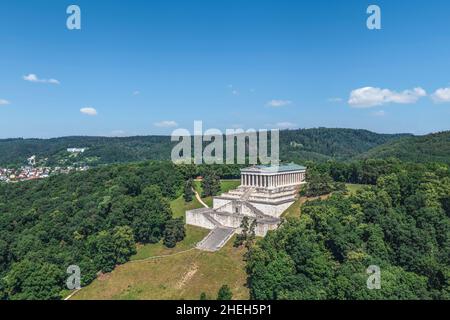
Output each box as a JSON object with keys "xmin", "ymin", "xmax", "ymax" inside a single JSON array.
[
  {"xmin": 359, "ymin": 131, "xmax": 450, "ymax": 163},
  {"xmin": 280, "ymin": 128, "xmax": 409, "ymax": 162},
  {"xmin": 0, "ymin": 128, "xmax": 409, "ymax": 166}
]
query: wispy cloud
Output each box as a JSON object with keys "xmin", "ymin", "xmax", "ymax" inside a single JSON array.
[
  {"xmin": 132, "ymin": 90, "xmax": 140, "ymax": 96},
  {"xmin": 227, "ymin": 85, "xmax": 240, "ymax": 96},
  {"xmin": 0, "ymin": 99, "xmax": 10, "ymax": 106},
  {"xmin": 266, "ymin": 99, "xmax": 293, "ymax": 107},
  {"xmin": 328, "ymin": 97, "xmax": 343, "ymax": 103},
  {"xmin": 110, "ymin": 130, "xmax": 127, "ymax": 136},
  {"xmin": 80, "ymin": 107, "xmax": 98, "ymax": 116},
  {"xmin": 348, "ymin": 87, "xmax": 426, "ymax": 108},
  {"xmin": 23, "ymin": 74, "xmax": 60, "ymax": 85},
  {"xmin": 267, "ymin": 121, "xmax": 298, "ymax": 129},
  {"xmin": 431, "ymin": 87, "xmax": 450, "ymax": 103},
  {"xmin": 154, "ymin": 120, "xmax": 178, "ymax": 128}
]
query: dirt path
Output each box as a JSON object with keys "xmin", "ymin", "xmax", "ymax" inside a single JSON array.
[
  {"xmin": 175, "ymin": 263, "xmax": 199, "ymax": 289},
  {"xmin": 193, "ymin": 188, "xmax": 209, "ymax": 208}
]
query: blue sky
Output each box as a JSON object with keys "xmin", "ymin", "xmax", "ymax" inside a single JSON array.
[{"xmin": 0, "ymin": 0, "xmax": 449, "ymax": 138}]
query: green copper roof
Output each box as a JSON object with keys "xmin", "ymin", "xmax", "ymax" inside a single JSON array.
[{"xmin": 241, "ymin": 163, "xmax": 306, "ymax": 173}]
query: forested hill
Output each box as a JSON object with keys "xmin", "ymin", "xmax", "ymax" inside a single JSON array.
[
  {"xmin": 0, "ymin": 128, "xmax": 412, "ymax": 167},
  {"xmin": 280, "ymin": 128, "xmax": 409, "ymax": 162},
  {"xmin": 0, "ymin": 136, "xmax": 172, "ymax": 167},
  {"xmin": 359, "ymin": 131, "xmax": 450, "ymax": 163}
]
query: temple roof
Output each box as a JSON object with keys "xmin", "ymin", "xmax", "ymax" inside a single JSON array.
[{"xmin": 241, "ymin": 163, "xmax": 306, "ymax": 173}]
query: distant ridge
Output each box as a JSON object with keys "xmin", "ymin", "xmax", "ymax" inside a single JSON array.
[{"xmin": 0, "ymin": 128, "xmax": 448, "ymax": 166}]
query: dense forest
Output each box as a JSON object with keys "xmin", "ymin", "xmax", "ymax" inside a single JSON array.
[
  {"xmin": 279, "ymin": 128, "xmax": 409, "ymax": 162},
  {"xmin": 0, "ymin": 161, "xmax": 186, "ymax": 299},
  {"xmin": 246, "ymin": 161, "xmax": 450, "ymax": 299},
  {"xmin": 0, "ymin": 128, "xmax": 414, "ymax": 167},
  {"xmin": 359, "ymin": 131, "xmax": 450, "ymax": 164},
  {"xmin": 0, "ymin": 136, "xmax": 172, "ymax": 167},
  {"xmin": 0, "ymin": 128, "xmax": 449, "ymax": 300}
]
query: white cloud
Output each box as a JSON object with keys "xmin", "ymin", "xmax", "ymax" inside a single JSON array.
[
  {"xmin": 267, "ymin": 122, "xmax": 298, "ymax": 129},
  {"xmin": 0, "ymin": 99, "xmax": 10, "ymax": 106},
  {"xmin": 80, "ymin": 107, "xmax": 98, "ymax": 116},
  {"xmin": 111, "ymin": 130, "xmax": 126, "ymax": 136},
  {"xmin": 23, "ymin": 73, "xmax": 60, "ymax": 85},
  {"xmin": 132, "ymin": 90, "xmax": 140, "ymax": 96},
  {"xmin": 154, "ymin": 120, "xmax": 178, "ymax": 128},
  {"xmin": 431, "ymin": 87, "xmax": 450, "ymax": 103},
  {"xmin": 328, "ymin": 97, "xmax": 343, "ymax": 103},
  {"xmin": 348, "ymin": 87, "xmax": 426, "ymax": 108},
  {"xmin": 266, "ymin": 99, "xmax": 293, "ymax": 107},
  {"xmin": 371, "ymin": 110, "xmax": 386, "ymax": 117},
  {"xmin": 231, "ymin": 90, "xmax": 239, "ymax": 96}
]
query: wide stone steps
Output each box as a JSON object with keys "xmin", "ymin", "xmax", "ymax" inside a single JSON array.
[{"xmin": 196, "ymin": 227, "xmax": 235, "ymax": 252}]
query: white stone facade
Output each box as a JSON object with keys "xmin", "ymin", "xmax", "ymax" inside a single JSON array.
[{"xmin": 186, "ymin": 164, "xmax": 307, "ymax": 240}]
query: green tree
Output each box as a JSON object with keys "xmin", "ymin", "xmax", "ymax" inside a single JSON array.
[
  {"xmin": 234, "ymin": 217, "xmax": 249, "ymax": 248},
  {"xmin": 217, "ymin": 285, "xmax": 233, "ymax": 300},
  {"xmin": 302, "ymin": 171, "xmax": 335, "ymax": 197},
  {"xmin": 163, "ymin": 218, "xmax": 186, "ymax": 248},
  {"xmin": 112, "ymin": 226, "xmax": 137, "ymax": 264},
  {"xmin": 5, "ymin": 260, "xmax": 63, "ymax": 300},
  {"xmin": 132, "ymin": 185, "xmax": 173, "ymax": 243},
  {"xmin": 377, "ymin": 174, "xmax": 401, "ymax": 206},
  {"xmin": 201, "ymin": 169, "xmax": 221, "ymax": 197},
  {"xmin": 183, "ymin": 179, "xmax": 194, "ymax": 202}
]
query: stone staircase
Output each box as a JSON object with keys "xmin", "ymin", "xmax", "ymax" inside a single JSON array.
[{"xmin": 196, "ymin": 226, "xmax": 235, "ymax": 252}]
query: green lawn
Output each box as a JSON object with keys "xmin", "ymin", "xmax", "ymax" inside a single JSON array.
[
  {"xmin": 346, "ymin": 183, "xmax": 368, "ymax": 195},
  {"xmin": 131, "ymin": 225, "xmax": 209, "ymax": 261},
  {"xmin": 170, "ymin": 195, "xmax": 204, "ymax": 219},
  {"xmin": 282, "ymin": 197, "xmax": 303, "ymax": 219}
]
